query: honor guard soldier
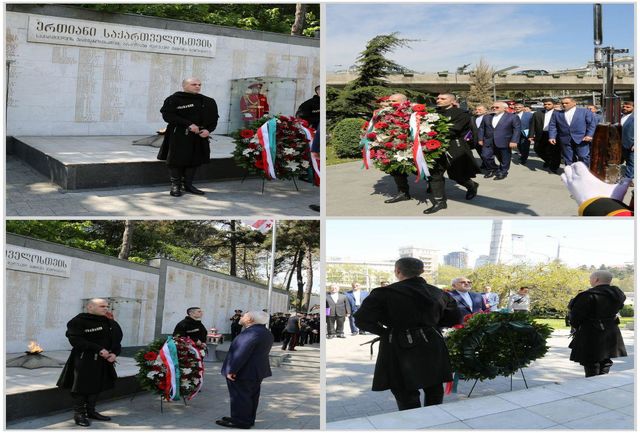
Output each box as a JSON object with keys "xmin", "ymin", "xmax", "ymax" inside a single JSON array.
[{"xmin": 240, "ymin": 82, "xmax": 270, "ymax": 123}]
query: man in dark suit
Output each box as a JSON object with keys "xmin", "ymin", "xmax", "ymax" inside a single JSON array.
[
  {"xmin": 217, "ymin": 310, "xmax": 274, "ymax": 429},
  {"xmin": 514, "ymin": 103, "xmax": 533, "ymax": 164},
  {"xmin": 345, "ymin": 283, "xmax": 369, "ymax": 335},
  {"xmin": 354, "ymin": 257, "xmax": 461, "ymax": 410},
  {"xmin": 620, "ymin": 101, "xmax": 634, "ymax": 179},
  {"xmin": 326, "ymin": 284, "xmax": 351, "ymax": 338},
  {"xmin": 548, "ymin": 97, "xmax": 596, "ymax": 166},
  {"xmin": 470, "ymin": 105, "xmax": 489, "ymax": 170},
  {"xmin": 478, "ymin": 101, "xmax": 521, "ymax": 180},
  {"xmin": 447, "ymin": 277, "xmax": 488, "ymax": 323},
  {"xmin": 528, "ymin": 99, "xmax": 560, "ymax": 173}
]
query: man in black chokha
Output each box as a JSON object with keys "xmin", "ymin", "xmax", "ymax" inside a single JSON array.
[
  {"xmin": 173, "ymin": 307, "xmax": 208, "ymax": 346},
  {"xmin": 354, "ymin": 258, "xmax": 461, "ymax": 411},
  {"xmin": 57, "ymin": 298, "xmax": 123, "ymax": 427},
  {"xmin": 158, "ymin": 77, "xmax": 219, "ymax": 197},
  {"xmin": 568, "ymin": 270, "xmax": 627, "ymax": 377}
]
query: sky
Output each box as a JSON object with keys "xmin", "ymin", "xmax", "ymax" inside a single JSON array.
[
  {"xmin": 326, "ymin": 3, "xmax": 635, "ymax": 73},
  {"xmin": 326, "ymin": 219, "xmax": 635, "ymax": 268}
]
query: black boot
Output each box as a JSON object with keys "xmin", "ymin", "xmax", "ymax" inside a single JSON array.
[
  {"xmin": 169, "ymin": 167, "xmax": 183, "ymax": 197},
  {"xmin": 385, "ymin": 174, "xmax": 411, "ymax": 203},
  {"xmin": 86, "ymin": 394, "xmax": 111, "ymax": 421},
  {"xmin": 423, "ymin": 198, "xmax": 448, "ymax": 214},
  {"xmin": 463, "ymin": 180, "xmax": 479, "ymax": 200},
  {"xmin": 72, "ymin": 394, "xmax": 91, "ymax": 427},
  {"xmin": 384, "ymin": 193, "xmax": 411, "ymax": 203},
  {"xmin": 183, "ymin": 167, "xmax": 205, "ymax": 195}
]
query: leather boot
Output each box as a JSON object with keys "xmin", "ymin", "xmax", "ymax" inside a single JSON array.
[
  {"xmin": 385, "ymin": 174, "xmax": 411, "ymax": 203},
  {"xmin": 72, "ymin": 394, "xmax": 91, "ymax": 427},
  {"xmin": 183, "ymin": 167, "xmax": 205, "ymax": 195},
  {"xmin": 86, "ymin": 394, "xmax": 111, "ymax": 421},
  {"xmin": 169, "ymin": 167, "xmax": 183, "ymax": 197},
  {"xmin": 423, "ymin": 198, "xmax": 448, "ymax": 214},
  {"xmin": 463, "ymin": 180, "xmax": 479, "ymax": 200}
]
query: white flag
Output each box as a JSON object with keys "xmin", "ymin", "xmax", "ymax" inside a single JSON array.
[{"xmin": 241, "ymin": 220, "xmax": 274, "ymax": 234}]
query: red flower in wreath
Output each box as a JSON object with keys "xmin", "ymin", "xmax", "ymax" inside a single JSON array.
[
  {"xmin": 144, "ymin": 352, "xmax": 158, "ymax": 361},
  {"xmin": 374, "ymin": 121, "xmax": 389, "ymax": 129},
  {"xmin": 427, "ymin": 131, "xmax": 438, "ymax": 137},
  {"xmin": 240, "ymin": 129, "xmax": 255, "ymax": 139},
  {"xmin": 412, "ymin": 104, "xmax": 426, "ymax": 112},
  {"xmin": 425, "ymin": 139, "xmax": 442, "ymax": 150},
  {"xmin": 366, "ymin": 132, "xmax": 377, "ymax": 140},
  {"xmin": 396, "ymin": 143, "xmax": 408, "ymax": 150},
  {"xmin": 255, "ymin": 159, "xmax": 264, "ymax": 169},
  {"xmin": 396, "ymin": 133, "xmax": 408, "ymax": 140},
  {"xmin": 384, "ymin": 142, "xmax": 394, "ymax": 149}
]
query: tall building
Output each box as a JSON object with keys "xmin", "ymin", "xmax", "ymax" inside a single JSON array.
[
  {"xmin": 398, "ymin": 246, "xmax": 439, "ymax": 281},
  {"xmin": 489, "ymin": 220, "xmax": 512, "ymax": 264},
  {"xmin": 444, "ymin": 251, "xmax": 468, "ymax": 269}
]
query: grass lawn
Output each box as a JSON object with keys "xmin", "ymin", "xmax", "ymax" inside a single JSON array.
[
  {"xmin": 535, "ymin": 317, "xmax": 634, "ymax": 330},
  {"xmin": 326, "ymin": 144, "xmax": 360, "ymax": 166}
]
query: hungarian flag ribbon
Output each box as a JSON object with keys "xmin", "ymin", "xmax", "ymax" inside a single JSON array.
[
  {"xmin": 409, "ymin": 112, "xmax": 430, "ymax": 182},
  {"xmin": 300, "ymin": 125, "xmax": 320, "ymax": 186},
  {"xmin": 159, "ymin": 337, "xmax": 181, "ymax": 401},
  {"xmin": 184, "ymin": 338, "xmax": 205, "ymax": 401},
  {"xmin": 360, "ymin": 116, "xmax": 375, "ymax": 169},
  {"xmin": 257, "ymin": 118, "xmax": 278, "ymax": 179}
]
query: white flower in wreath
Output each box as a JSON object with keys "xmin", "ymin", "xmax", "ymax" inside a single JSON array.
[
  {"xmin": 285, "ymin": 161, "xmax": 299, "ymax": 171},
  {"xmin": 242, "ymin": 148, "xmax": 255, "ymax": 156},
  {"xmin": 425, "ymin": 113, "xmax": 440, "ymax": 123},
  {"xmin": 193, "ymin": 378, "xmax": 201, "ymax": 384},
  {"xmin": 181, "ymin": 379, "xmax": 189, "ymax": 386},
  {"xmin": 153, "ymin": 358, "xmax": 163, "ymax": 366},
  {"xmin": 419, "ymin": 123, "xmax": 432, "ymax": 134},
  {"xmin": 250, "ymin": 137, "xmax": 259, "ymax": 145},
  {"xmin": 394, "ymin": 150, "xmax": 412, "ymax": 162},
  {"xmin": 300, "ymin": 160, "xmax": 310, "ymax": 169},
  {"xmin": 146, "ymin": 371, "xmax": 157, "ymax": 379},
  {"xmin": 181, "ymin": 368, "xmax": 192, "ymax": 374},
  {"xmin": 283, "ymin": 148, "xmax": 298, "ymax": 156}
]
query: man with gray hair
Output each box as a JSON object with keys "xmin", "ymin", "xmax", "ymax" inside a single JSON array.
[
  {"xmin": 158, "ymin": 77, "xmax": 219, "ymax": 197},
  {"xmin": 57, "ymin": 299, "xmax": 123, "ymax": 427},
  {"xmin": 478, "ymin": 101, "xmax": 521, "ymax": 180},
  {"xmin": 218, "ymin": 310, "xmax": 273, "ymax": 428},
  {"xmin": 448, "ymin": 277, "xmax": 488, "ymax": 322},
  {"xmin": 354, "ymin": 257, "xmax": 460, "ymax": 411},
  {"xmin": 567, "ymin": 270, "xmax": 627, "ymax": 377}
]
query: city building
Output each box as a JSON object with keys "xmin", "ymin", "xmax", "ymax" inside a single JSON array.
[
  {"xmin": 398, "ymin": 246, "xmax": 439, "ymax": 281},
  {"xmin": 444, "ymin": 251, "xmax": 469, "ymax": 269}
]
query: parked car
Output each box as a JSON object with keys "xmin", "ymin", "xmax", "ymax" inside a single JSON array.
[{"xmin": 513, "ymin": 69, "xmax": 549, "ymax": 76}]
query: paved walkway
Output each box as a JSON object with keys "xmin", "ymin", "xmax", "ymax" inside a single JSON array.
[
  {"xmin": 6, "ymin": 155, "xmax": 319, "ymax": 217},
  {"xmin": 326, "ymin": 329, "xmax": 634, "ymax": 428},
  {"xmin": 7, "ymin": 343, "xmax": 320, "ymax": 429},
  {"xmin": 327, "ymin": 155, "xmax": 633, "ymax": 216}
]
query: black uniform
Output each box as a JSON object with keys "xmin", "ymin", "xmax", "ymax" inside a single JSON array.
[
  {"xmin": 568, "ymin": 284, "xmax": 627, "ymax": 377},
  {"xmin": 281, "ymin": 315, "xmax": 300, "ymax": 350},
  {"xmin": 296, "ymin": 94, "xmax": 320, "ymax": 129},
  {"xmin": 57, "ymin": 313, "xmax": 123, "ymax": 420},
  {"xmin": 173, "ymin": 316, "xmax": 208, "ymax": 343},
  {"xmin": 230, "ymin": 313, "xmax": 243, "ymax": 340},
  {"xmin": 354, "ymin": 278, "xmax": 461, "ymax": 410}
]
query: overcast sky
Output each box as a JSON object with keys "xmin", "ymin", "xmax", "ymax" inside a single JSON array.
[
  {"xmin": 326, "ymin": 219, "xmax": 635, "ymax": 268},
  {"xmin": 326, "ymin": 3, "xmax": 635, "ymax": 73}
]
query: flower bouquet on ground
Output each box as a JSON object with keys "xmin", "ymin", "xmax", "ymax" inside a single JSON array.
[
  {"xmin": 135, "ymin": 336, "xmax": 206, "ymax": 404},
  {"xmin": 232, "ymin": 115, "xmax": 314, "ymax": 181},
  {"xmin": 360, "ymin": 101, "xmax": 451, "ymax": 180},
  {"xmin": 445, "ymin": 311, "xmax": 552, "ymax": 382}
]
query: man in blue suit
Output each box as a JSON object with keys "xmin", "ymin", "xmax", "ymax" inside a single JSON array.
[
  {"xmin": 514, "ymin": 103, "xmax": 533, "ymax": 165},
  {"xmin": 344, "ymin": 282, "xmax": 369, "ymax": 335},
  {"xmin": 478, "ymin": 101, "xmax": 521, "ymax": 180},
  {"xmin": 620, "ymin": 101, "xmax": 634, "ymax": 179},
  {"xmin": 548, "ymin": 97, "xmax": 596, "ymax": 166},
  {"xmin": 217, "ymin": 310, "xmax": 273, "ymax": 429},
  {"xmin": 448, "ymin": 277, "xmax": 488, "ymax": 323}
]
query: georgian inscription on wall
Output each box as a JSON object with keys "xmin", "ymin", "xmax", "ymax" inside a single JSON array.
[
  {"xmin": 27, "ymin": 15, "xmax": 217, "ymax": 58},
  {"xmin": 6, "ymin": 245, "xmax": 71, "ymax": 278}
]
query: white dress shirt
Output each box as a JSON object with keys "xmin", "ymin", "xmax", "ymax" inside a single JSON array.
[
  {"xmin": 455, "ymin": 290, "xmax": 473, "ymax": 309},
  {"xmin": 492, "ymin": 113, "xmax": 504, "ymax": 128},
  {"xmin": 330, "ymin": 293, "xmax": 339, "ymax": 303},
  {"xmin": 564, "ymin": 106, "xmax": 576, "ymax": 126},
  {"xmin": 621, "ymin": 113, "xmax": 632, "ymax": 126},
  {"xmin": 543, "ymin": 109, "xmax": 554, "ymax": 131}
]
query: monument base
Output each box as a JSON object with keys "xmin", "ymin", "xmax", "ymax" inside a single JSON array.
[{"xmin": 7, "ymin": 135, "xmax": 251, "ymax": 190}]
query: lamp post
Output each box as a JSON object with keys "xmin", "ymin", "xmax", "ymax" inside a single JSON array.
[
  {"xmin": 546, "ymin": 235, "xmax": 567, "ymax": 261},
  {"xmin": 492, "ymin": 66, "xmax": 518, "ymax": 101}
]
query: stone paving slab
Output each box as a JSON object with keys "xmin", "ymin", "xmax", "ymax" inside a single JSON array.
[
  {"xmin": 327, "ymin": 155, "xmax": 633, "ymax": 216},
  {"xmin": 6, "ymin": 155, "xmax": 319, "ymax": 217}
]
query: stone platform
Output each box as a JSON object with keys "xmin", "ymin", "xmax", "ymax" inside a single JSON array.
[{"xmin": 8, "ymin": 135, "xmax": 247, "ymax": 190}]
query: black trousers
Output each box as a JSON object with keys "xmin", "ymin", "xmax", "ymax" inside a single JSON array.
[
  {"xmin": 390, "ymin": 384, "xmax": 445, "ymax": 411},
  {"xmin": 583, "ymin": 359, "xmax": 613, "ymax": 377},
  {"xmin": 71, "ymin": 392, "xmax": 99, "ymax": 414},
  {"xmin": 327, "ymin": 316, "xmax": 345, "ymax": 336},
  {"xmin": 517, "ymin": 135, "xmax": 530, "ymax": 161},
  {"xmin": 227, "ymin": 378, "xmax": 262, "ymax": 427},
  {"xmin": 281, "ymin": 331, "xmax": 298, "ymax": 350}
]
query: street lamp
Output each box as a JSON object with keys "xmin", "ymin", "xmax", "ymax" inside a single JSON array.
[
  {"xmin": 492, "ymin": 65, "xmax": 518, "ymax": 101},
  {"xmin": 546, "ymin": 235, "xmax": 567, "ymax": 261}
]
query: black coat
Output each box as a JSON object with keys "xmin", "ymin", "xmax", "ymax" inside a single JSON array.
[
  {"xmin": 354, "ymin": 277, "xmax": 461, "ymax": 391},
  {"xmin": 436, "ymin": 107, "xmax": 480, "ymax": 182},
  {"xmin": 157, "ymin": 91, "xmax": 219, "ymax": 167},
  {"xmin": 57, "ymin": 314, "xmax": 123, "ymax": 394},
  {"xmin": 568, "ymin": 284, "xmax": 627, "ymax": 364},
  {"xmin": 296, "ymin": 95, "xmax": 320, "ymax": 129},
  {"xmin": 173, "ymin": 316, "xmax": 208, "ymax": 343}
]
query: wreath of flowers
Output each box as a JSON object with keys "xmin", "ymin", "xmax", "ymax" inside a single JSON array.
[
  {"xmin": 232, "ymin": 115, "xmax": 314, "ymax": 180},
  {"xmin": 360, "ymin": 101, "xmax": 452, "ymax": 176},
  {"xmin": 445, "ymin": 311, "xmax": 552, "ymax": 381},
  {"xmin": 135, "ymin": 336, "xmax": 206, "ymax": 401}
]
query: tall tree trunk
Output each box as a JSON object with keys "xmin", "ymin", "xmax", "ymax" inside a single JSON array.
[
  {"xmin": 242, "ymin": 246, "xmax": 248, "ymax": 279},
  {"xmin": 118, "ymin": 220, "xmax": 135, "ymax": 260},
  {"xmin": 304, "ymin": 248, "xmax": 313, "ymax": 312},
  {"xmin": 229, "ymin": 221, "xmax": 237, "ymax": 276},
  {"xmin": 291, "ymin": 3, "xmax": 306, "ymax": 35},
  {"xmin": 295, "ymin": 247, "xmax": 305, "ymax": 310},
  {"xmin": 285, "ymin": 248, "xmax": 300, "ymax": 290}
]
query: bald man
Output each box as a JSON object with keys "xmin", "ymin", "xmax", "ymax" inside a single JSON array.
[
  {"xmin": 478, "ymin": 101, "xmax": 521, "ymax": 180},
  {"xmin": 567, "ymin": 271, "xmax": 627, "ymax": 377},
  {"xmin": 57, "ymin": 299, "xmax": 123, "ymax": 426},
  {"xmin": 158, "ymin": 77, "xmax": 220, "ymax": 197}
]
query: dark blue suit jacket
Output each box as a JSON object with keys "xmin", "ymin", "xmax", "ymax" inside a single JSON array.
[
  {"xmin": 448, "ymin": 290, "xmax": 487, "ymax": 319},
  {"xmin": 622, "ymin": 114, "xmax": 634, "ymax": 150},
  {"xmin": 345, "ymin": 290, "xmax": 369, "ymax": 312},
  {"xmin": 517, "ymin": 111, "xmax": 533, "ymax": 136},
  {"xmin": 478, "ymin": 112, "xmax": 521, "ymax": 148},
  {"xmin": 221, "ymin": 324, "xmax": 273, "ymax": 381},
  {"xmin": 548, "ymin": 107, "xmax": 596, "ymax": 145}
]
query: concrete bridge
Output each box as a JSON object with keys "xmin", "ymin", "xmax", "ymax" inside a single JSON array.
[{"xmin": 327, "ymin": 72, "xmax": 634, "ymax": 92}]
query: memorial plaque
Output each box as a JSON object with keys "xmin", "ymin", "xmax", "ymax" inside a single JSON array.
[
  {"xmin": 6, "ymin": 245, "xmax": 71, "ymax": 278},
  {"xmin": 27, "ymin": 15, "xmax": 217, "ymax": 58}
]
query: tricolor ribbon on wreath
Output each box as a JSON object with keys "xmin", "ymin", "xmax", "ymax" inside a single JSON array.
[
  {"xmin": 158, "ymin": 337, "xmax": 181, "ymax": 401},
  {"xmin": 184, "ymin": 338, "xmax": 205, "ymax": 400},
  {"xmin": 257, "ymin": 118, "xmax": 278, "ymax": 179},
  {"xmin": 409, "ymin": 112, "xmax": 430, "ymax": 182},
  {"xmin": 360, "ymin": 115, "xmax": 376, "ymax": 169},
  {"xmin": 300, "ymin": 125, "xmax": 320, "ymax": 186}
]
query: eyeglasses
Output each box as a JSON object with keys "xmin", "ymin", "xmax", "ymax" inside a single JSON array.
[
  {"xmin": 491, "ymin": 106, "xmax": 501, "ymax": 109},
  {"xmin": 460, "ymin": 281, "xmax": 472, "ymax": 284}
]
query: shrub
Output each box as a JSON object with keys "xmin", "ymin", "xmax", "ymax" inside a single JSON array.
[
  {"xmin": 330, "ymin": 118, "xmax": 366, "ymax": 158},
  {"xmin": 620, "ymin": 304, "xmax": 634, "ymax": 317}
]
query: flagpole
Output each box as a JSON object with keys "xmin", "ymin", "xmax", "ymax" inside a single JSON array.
[{"xmin": 266, "ymin": 220, "xmax": 277, "ymax": 322}]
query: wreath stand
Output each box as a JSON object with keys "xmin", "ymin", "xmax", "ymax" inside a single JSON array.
[
  {"xmin": 240, "ymin": 169, "xmax": 299, "ymax": 193},
  {"xmin": 129, "ymin": 391, "xmax": 189, "ymax": 413},
  {"xmin": 466, "ymin": 367, "xmax": 529, "ymax": 398}
]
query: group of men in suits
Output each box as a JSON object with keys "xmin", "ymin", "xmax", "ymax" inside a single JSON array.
[{"xmin": 326, "ymin": 282, "xmax": 371, "ymax": 338}]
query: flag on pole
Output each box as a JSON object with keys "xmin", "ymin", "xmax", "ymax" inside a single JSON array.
[{"xmin": 241, "ymin": 219, "xmax": 274, "ymax": 234}]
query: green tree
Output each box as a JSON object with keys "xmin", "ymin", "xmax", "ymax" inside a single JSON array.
[{"xmin": 435, "ymin": 265, "xmax": 472, "ymax": 287}]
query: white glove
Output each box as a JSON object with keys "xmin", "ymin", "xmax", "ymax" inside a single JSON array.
[{"xmin": 560, "ymin": 162, "xmax": 632, "ymax": 205}]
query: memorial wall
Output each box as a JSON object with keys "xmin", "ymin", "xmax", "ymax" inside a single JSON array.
[{"xmin": 5, "ymin": 5, "xmax": 320, "ymax": 136}]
